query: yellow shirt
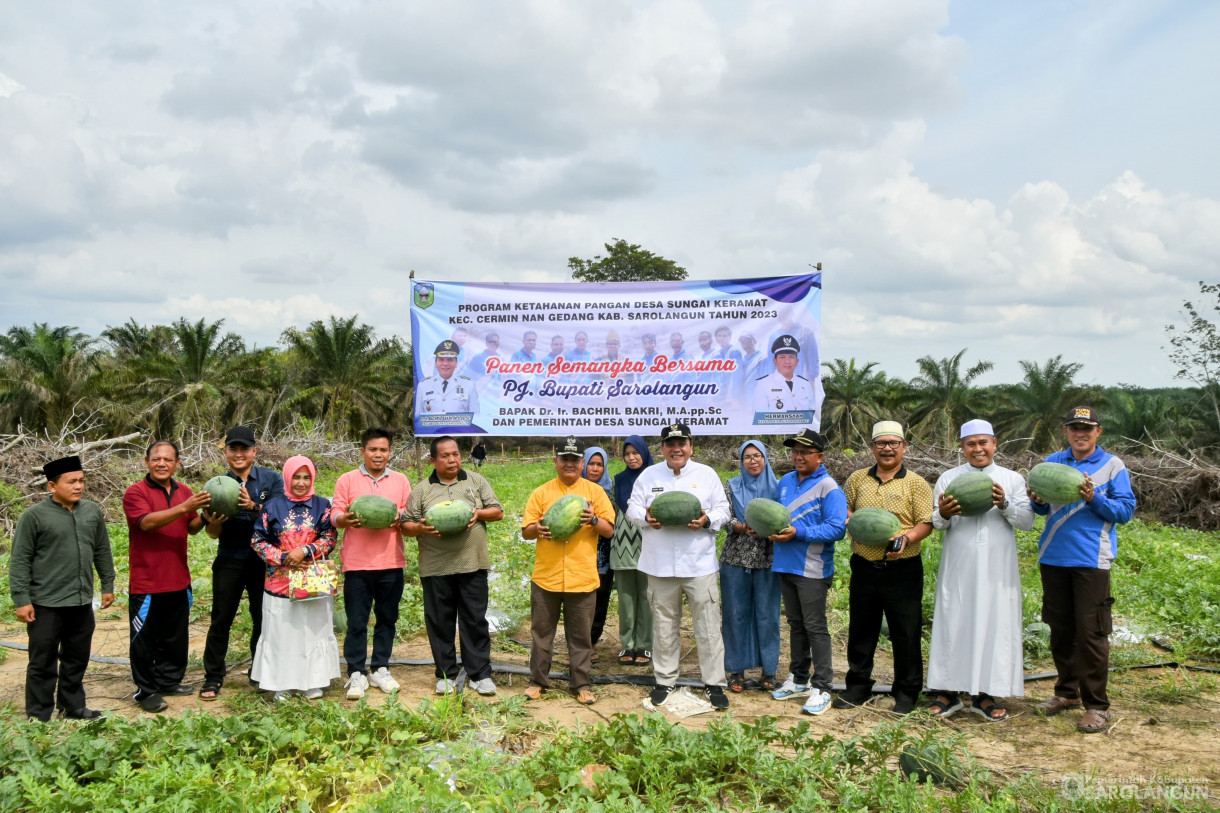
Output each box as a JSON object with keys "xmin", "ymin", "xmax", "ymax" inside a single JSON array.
[
  {"xmin": 522, "ymin": 477, "xmax": 616, "ymax": 593},
  {"xmin": 842, "ymin": 465, "xmax": 934, "ymax": 561}
]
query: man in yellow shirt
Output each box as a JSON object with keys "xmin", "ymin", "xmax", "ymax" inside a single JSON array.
[{"xmin": 521, "ymin": 437, "xmax": 616, "ymax": 705}]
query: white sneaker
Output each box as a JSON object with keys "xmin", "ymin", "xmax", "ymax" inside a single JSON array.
[
  {"xmin": 345, "ymin": 672, "xmax": 368, "ymax": 700},
  {"xmin": 369, "ymin": 667, "xmax": 400, "ymax": 693},
  {"xmin": 471, "ymin": 677, "xmax": 497, "ymax": 696},
  {"xmin": 771, "ymin": 674, "xmax": 812, "ymax": 700},
  {"xmin": 436, "ymin": 678, "xmax": 455, "ymax": 695},
  {"xmin": 304, "ymin": 688, "xmax": 324, "ymax": 700},
  {"xmin": 802, "ymin": 690, "xmax": 832, "ymax": 715}
]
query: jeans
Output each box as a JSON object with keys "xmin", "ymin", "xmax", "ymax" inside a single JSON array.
[
  {"xmin": 720, "ymin": 563, "xmax": 780, "ymax": 676},
  {"xmin": 202, "ymin": 556, "xmax": 266, "ymax": 684},
  {"xmin": 343, "ymin": 569, "xmax": 404, "ymax": 675}
]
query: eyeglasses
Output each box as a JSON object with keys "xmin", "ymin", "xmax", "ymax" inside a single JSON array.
[
  {"xmin": 872, "ymin": 440, "xmax": 903, "ymax": 449},
  {"xmin": 742, "ymin": 454, "xmax": 764, "ymax": 462}
]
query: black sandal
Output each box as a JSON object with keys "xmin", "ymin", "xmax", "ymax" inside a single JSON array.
[
  {"xmin": 968, "ymin": 693, "xmax": 1008, "ymax": 721},
  {"xmin": 760, "ymin": 674, "xmax": 777, "ymax": 691},
  {"xmin": 618, "ymin": 650, "xmax": 635, "ymax": 665},
  {"xmin": 728, "ymin": 673, "xmax": 746, "ymax": 693},
  {"xmin": 928, "ymin": 693, "xmax": 963, "ymax": 718},
  {"xmin": 199, "ymin": 681, "xmax": 222, "ymax": 701}
]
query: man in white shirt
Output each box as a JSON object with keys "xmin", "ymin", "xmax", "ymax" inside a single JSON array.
[{"xmin": 627, "ymin": 422, "xmax": 732, "ymax": 709}]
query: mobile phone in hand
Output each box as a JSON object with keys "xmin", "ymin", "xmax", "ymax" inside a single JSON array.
[{"xmin": 885, "ymin": 536, "xmax": 904, "ymax": 554}]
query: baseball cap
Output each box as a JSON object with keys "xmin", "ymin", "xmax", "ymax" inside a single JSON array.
[
  {"xmin": 1062, "ymin": 406, "xmax": 1100, "ymax": 426},
  {"xmin": 434, "ymin": 340, "xmax": 460, "ymax": 358},
  {"xmin": 871, "ymin": 420, "xmax": 905, "ymax": 440},
  {"xmin": 556, "ymin": 436, "xmax": 583, "ymax": 458},
  {"xmin": 770, "ymin": 335, "xmax": 800, "ymax": 356},
  {"xmin": 783, "ymin": 429, "xmax": 826, "ymax": 451},
  {"xmin": 659, "ymin": 422, "xmax": 692, "ymax": 442},
  {"xmin": 225, "ymin": 426, "xmax": 257, "ymax": 447}
]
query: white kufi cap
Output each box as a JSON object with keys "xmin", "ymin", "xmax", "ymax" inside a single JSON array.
[{"xmin": 959, "ymin": 419, "xmax": 995, "ymax": 438}]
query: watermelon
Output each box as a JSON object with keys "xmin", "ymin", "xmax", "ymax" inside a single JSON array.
[
  {"xmin": 847, "ymin": 508, "xmax": 901, "ymax": 546},
  {"xmin": 542, "ymin": 494, "xmax": 588, "ymax": 541},
  {"xmin": 203, "ymin": 475, "xmax": 241, "ymax": 518},
  {"xmin": 333, "ymin": 607, "xmax": 348, "ymax": 635},
  {"xmin": 651, "ymin": 491, "xmax": 704, "ymax": 527},
  {"xmin": 745, "ymin": 498, "xmax": 791, "ymax": 537},
  {"xmin": 1028, "ymin": 462, "xmax": 1087, "ymax": 504},
  {"xmin": 899, "ymin": 743, "xmax": 964, "ymax": 787},
  {"xmin": 348, "ymin": 494, "xmax": 400, "ymax": 530},
  {"xmin": 1024, "ymin": 621, "xmax": 1051, "ymax": 642},
  {"xmin": 943, "ymin": 471, "xmax": 995, "ymax": 517},
  {"xmin": 425, "ymin": 500, "xmax": 475, "ymax": 536}
]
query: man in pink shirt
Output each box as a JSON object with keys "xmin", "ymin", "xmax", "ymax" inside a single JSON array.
[{"xmin": 331, "ymin": 428, "xmax": 412, "ymax": 700}]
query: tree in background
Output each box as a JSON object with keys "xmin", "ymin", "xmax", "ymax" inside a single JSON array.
[
  {"xmin": 0, "ymin": 324, "xmax": 101, "ymax": 433},
  {"xmin": 281, "ymin": 315, "xmax": 406, "ymax": 436},
  {"xmin": 908, "ymin": 349, "xmax": 994, "ymax": 447},
  {"xmin": 568, "ymin": 239, "xmax": 687, "ymax": 282},
  {"xmin": 1165, "ymin": 281, "xmax": 1220, "ymax": 437},
  {"xmin": 993, "ymin": 355, "xmax": 1099, "ymax": 452},
  {"xmin": 820, "ymin": 358, "xmax": 888, "ymax": 447}
]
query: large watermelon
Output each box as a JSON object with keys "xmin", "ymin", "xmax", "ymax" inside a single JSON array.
[
  {"xmin": 542, "ymin": 494, "xmax": 588, "ymax": 541},
  {"xmin": 943, "ymin": 471, "xmax": 995, "ymax": 517},
  {"xmin": 425, "ymin": 500, "xmax": 475, "ymax": 536},
  {"xmin": 745, "ymin": 498, "xmax": 791, "ymax": 537},
  {"xmin": 847, "ymin": 508, "xmax": 901, "ymax": 546},
  {"xmin": 651, "ymin": 491, "xmax": 703, "ymax": 527},
  {"xmin": 899, "ymin": 743, "xmax": 964, "ymax": 787},
  {"xmin": 349, "ymin": 494, "xmax": 400, "ymax": 529},
  {"xmin": 1028, "ymin": 462, "xmax": 1087, "ymax": 504},
  {"xmin": 203, "ymin": 475, "xmax": 241, "ymax": 518}
]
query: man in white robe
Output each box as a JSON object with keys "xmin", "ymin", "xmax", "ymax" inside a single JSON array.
[{"xmin": 926, "ymin": 419, "xmax": 1034, "ymax": 720}]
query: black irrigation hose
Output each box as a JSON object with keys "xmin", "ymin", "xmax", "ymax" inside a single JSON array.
[{"xmin": 4, "ymin": 641, "xmax": 1217, "ymax": 688}]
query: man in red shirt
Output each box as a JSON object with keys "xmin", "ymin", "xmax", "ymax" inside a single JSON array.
[
  {"xmin": 122, "ymin": 440, "xmax": 209, "ymax": 713},
  {"xmin": 331, "ymin": 428, "xmax": 412, "ymax": 700}
]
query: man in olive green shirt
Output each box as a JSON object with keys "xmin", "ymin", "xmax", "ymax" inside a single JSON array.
[
  {"xmin": 401, "ymin": 435, "xmax": 504, "ymax": 696},
  {"xmin": 10, "ymin": 455, "xmax": 116, "ymax": 721}
]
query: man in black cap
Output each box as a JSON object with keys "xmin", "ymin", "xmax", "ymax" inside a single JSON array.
[
  {"xmin": 10, "ymin": 456, "xmax": 116, "ymax": 721},
  {"xmin": 418, "ymin": 339, "xmax": 479, "ymax": 414},
  {"xmin": 753, "ymin": 335, "xmax": 818, "ymax": 418},
  {"xmin": 198, "ymin": 426, "xmax": 284, "ymax": 700}
]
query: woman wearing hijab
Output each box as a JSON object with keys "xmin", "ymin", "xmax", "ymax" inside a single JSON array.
[
  {"xmin": 609, "ymin": 436, "xmax": 653, "ymax": 665},
  {"xmin": 250, "ymin": 455, "xmax": 341, "ymax": 700},
  {"xmin": 582, "ymin": 446, "xmax": 615, "ymax": 662},
  {"xmin": 722, "ymin": 440, "xmax": 781, "ymax": 692}
]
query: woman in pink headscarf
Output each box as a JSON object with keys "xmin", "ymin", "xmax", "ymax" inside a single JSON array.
[{"xmin": 249, "ymin": 455, "xmax": 340, "ymax": 700}]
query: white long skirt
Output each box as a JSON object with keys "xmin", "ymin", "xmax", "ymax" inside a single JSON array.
[{"xmin": 250, "ymin": 593, "xmax": 341, "ymax": 692}]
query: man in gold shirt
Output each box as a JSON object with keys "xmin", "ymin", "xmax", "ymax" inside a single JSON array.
[
  {"xmin": 837, "ymin": 421, "xmax": 934, "ymax": 714},
  {"xmin": 521, "ymin": 437, "xmax": 616, "ymax": 705}
]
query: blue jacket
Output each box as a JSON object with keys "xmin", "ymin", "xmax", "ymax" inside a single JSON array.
[
  {"xmin": 1033, "ymin": 447, "xmax": 1136, "ymax": 569},
  {"xmin": 772, "ymin": 465, "xmax": 848, "ymax": 579}
]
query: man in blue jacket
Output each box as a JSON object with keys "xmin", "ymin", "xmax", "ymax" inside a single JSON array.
[
  {"xmin": 1029, "ymin": 407, "xmax": 1136, "ymax": 734},
  {"xmin": 767, "ymin": 429, "xmax": 848, "ymax": 715}
]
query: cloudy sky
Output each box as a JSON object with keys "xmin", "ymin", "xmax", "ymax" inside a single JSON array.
[{"xmin": 1, "ymin": 0, "xmax": 1216, "ymax": 387}]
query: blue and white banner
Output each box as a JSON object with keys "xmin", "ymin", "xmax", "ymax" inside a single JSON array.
[{"xmin": 410, "ymin": 274, "xmax": 823, "ymax": 437}]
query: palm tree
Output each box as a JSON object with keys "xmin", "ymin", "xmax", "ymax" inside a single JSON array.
[
  {"xmin": 0, "ymin": 323, "xmax": 101, "ymax": 433},
  {"xmin": 1103, "ymin": 390, "xmax": 1179, "ymax": 450},
  {"xmin": 908, "ymin": 349, "xmax": 994, "ymax": 447},
  {"xmin": 993, "ymin": 356, "xmax": 1100, "ymax": 452},
  {"xmin": 820, "ymin": 358, "xmax": 888, "ymax": 447},
  {"xmin": 281, "ymin": 316, "xmax": 406, "ymax": 435}
]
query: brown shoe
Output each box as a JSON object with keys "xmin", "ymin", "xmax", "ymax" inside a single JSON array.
[
  {"xmin": 524, "ymin": 684, "xmax": 543, "ymax": 701},
  {"xmin": 576, "ymin": 688, "xmax": 596, "ymax": 705},
  {"xmin": 1036, "ymin": 696, "xmax": 1081, "ymax": 716},
  {"xmin": 1077, "ymin": 708, "xmax": 1110, "ymax": 733}
]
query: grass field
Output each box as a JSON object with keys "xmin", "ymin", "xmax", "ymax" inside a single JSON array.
[{"xmin": 1, "ymin": 458, "xmax": 1218, "ymax": 811}]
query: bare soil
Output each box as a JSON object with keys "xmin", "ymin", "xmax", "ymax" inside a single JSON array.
[{"xmin": 2, "ymin": 612, "xmax": 1217, "ymax": 791}]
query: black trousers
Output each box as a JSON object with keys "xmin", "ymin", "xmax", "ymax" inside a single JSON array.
[
  {"xmin": 421, "ymin": 569, "xmax": 491, "ymax": 682},
  {"xmin": 590, "ymin": 569, "xmax": 615, "ymax": 646},
  {"xmin": 1040, "ymin": 564, "xmax": 1113, "ymax": 710},
  {"xmin": 26, "ymin": 603, "xmax": 95, "ymax": 721},
  {"xmin": 844, "ymin": 554, "xmax": 924, "ymax": 700},
  {"xmin": 202, "ymin": 556, "xmax": 266, "ymax": 684},
  {"xmin": 343, "ymin": 568, "xmax": 404, "ymax": 675},
  {"xmin": 129, "ymin": 589, "xmax": 191, "ymax": 698}
]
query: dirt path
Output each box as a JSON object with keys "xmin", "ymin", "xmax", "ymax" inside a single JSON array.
[{"xmin": 3, "ymin": 617, "xmax": 1217, "ymax": 790}]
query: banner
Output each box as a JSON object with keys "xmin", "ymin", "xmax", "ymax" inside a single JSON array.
[{"xmin": 410, "ymin": 274, "xmax": 822, "ymax": 437}]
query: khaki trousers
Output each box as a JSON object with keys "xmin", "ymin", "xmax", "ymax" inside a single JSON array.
[
  {"xmin": 530, "ymin": 583, "xmax": 596, "ymax": 691},
  {"xmin": 647, "ymin": 573, "xmax": 726, "ymax": 688}
]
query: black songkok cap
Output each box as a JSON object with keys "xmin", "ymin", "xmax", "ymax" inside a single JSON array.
[{"xmin": 44, "ymin": 455, "xmax": 83, "ymax": 481}]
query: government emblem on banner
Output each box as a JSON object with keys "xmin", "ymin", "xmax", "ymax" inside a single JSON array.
[{"xmin": 413, "ymin": 283, "xmax": 435, "ymax": 309}]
